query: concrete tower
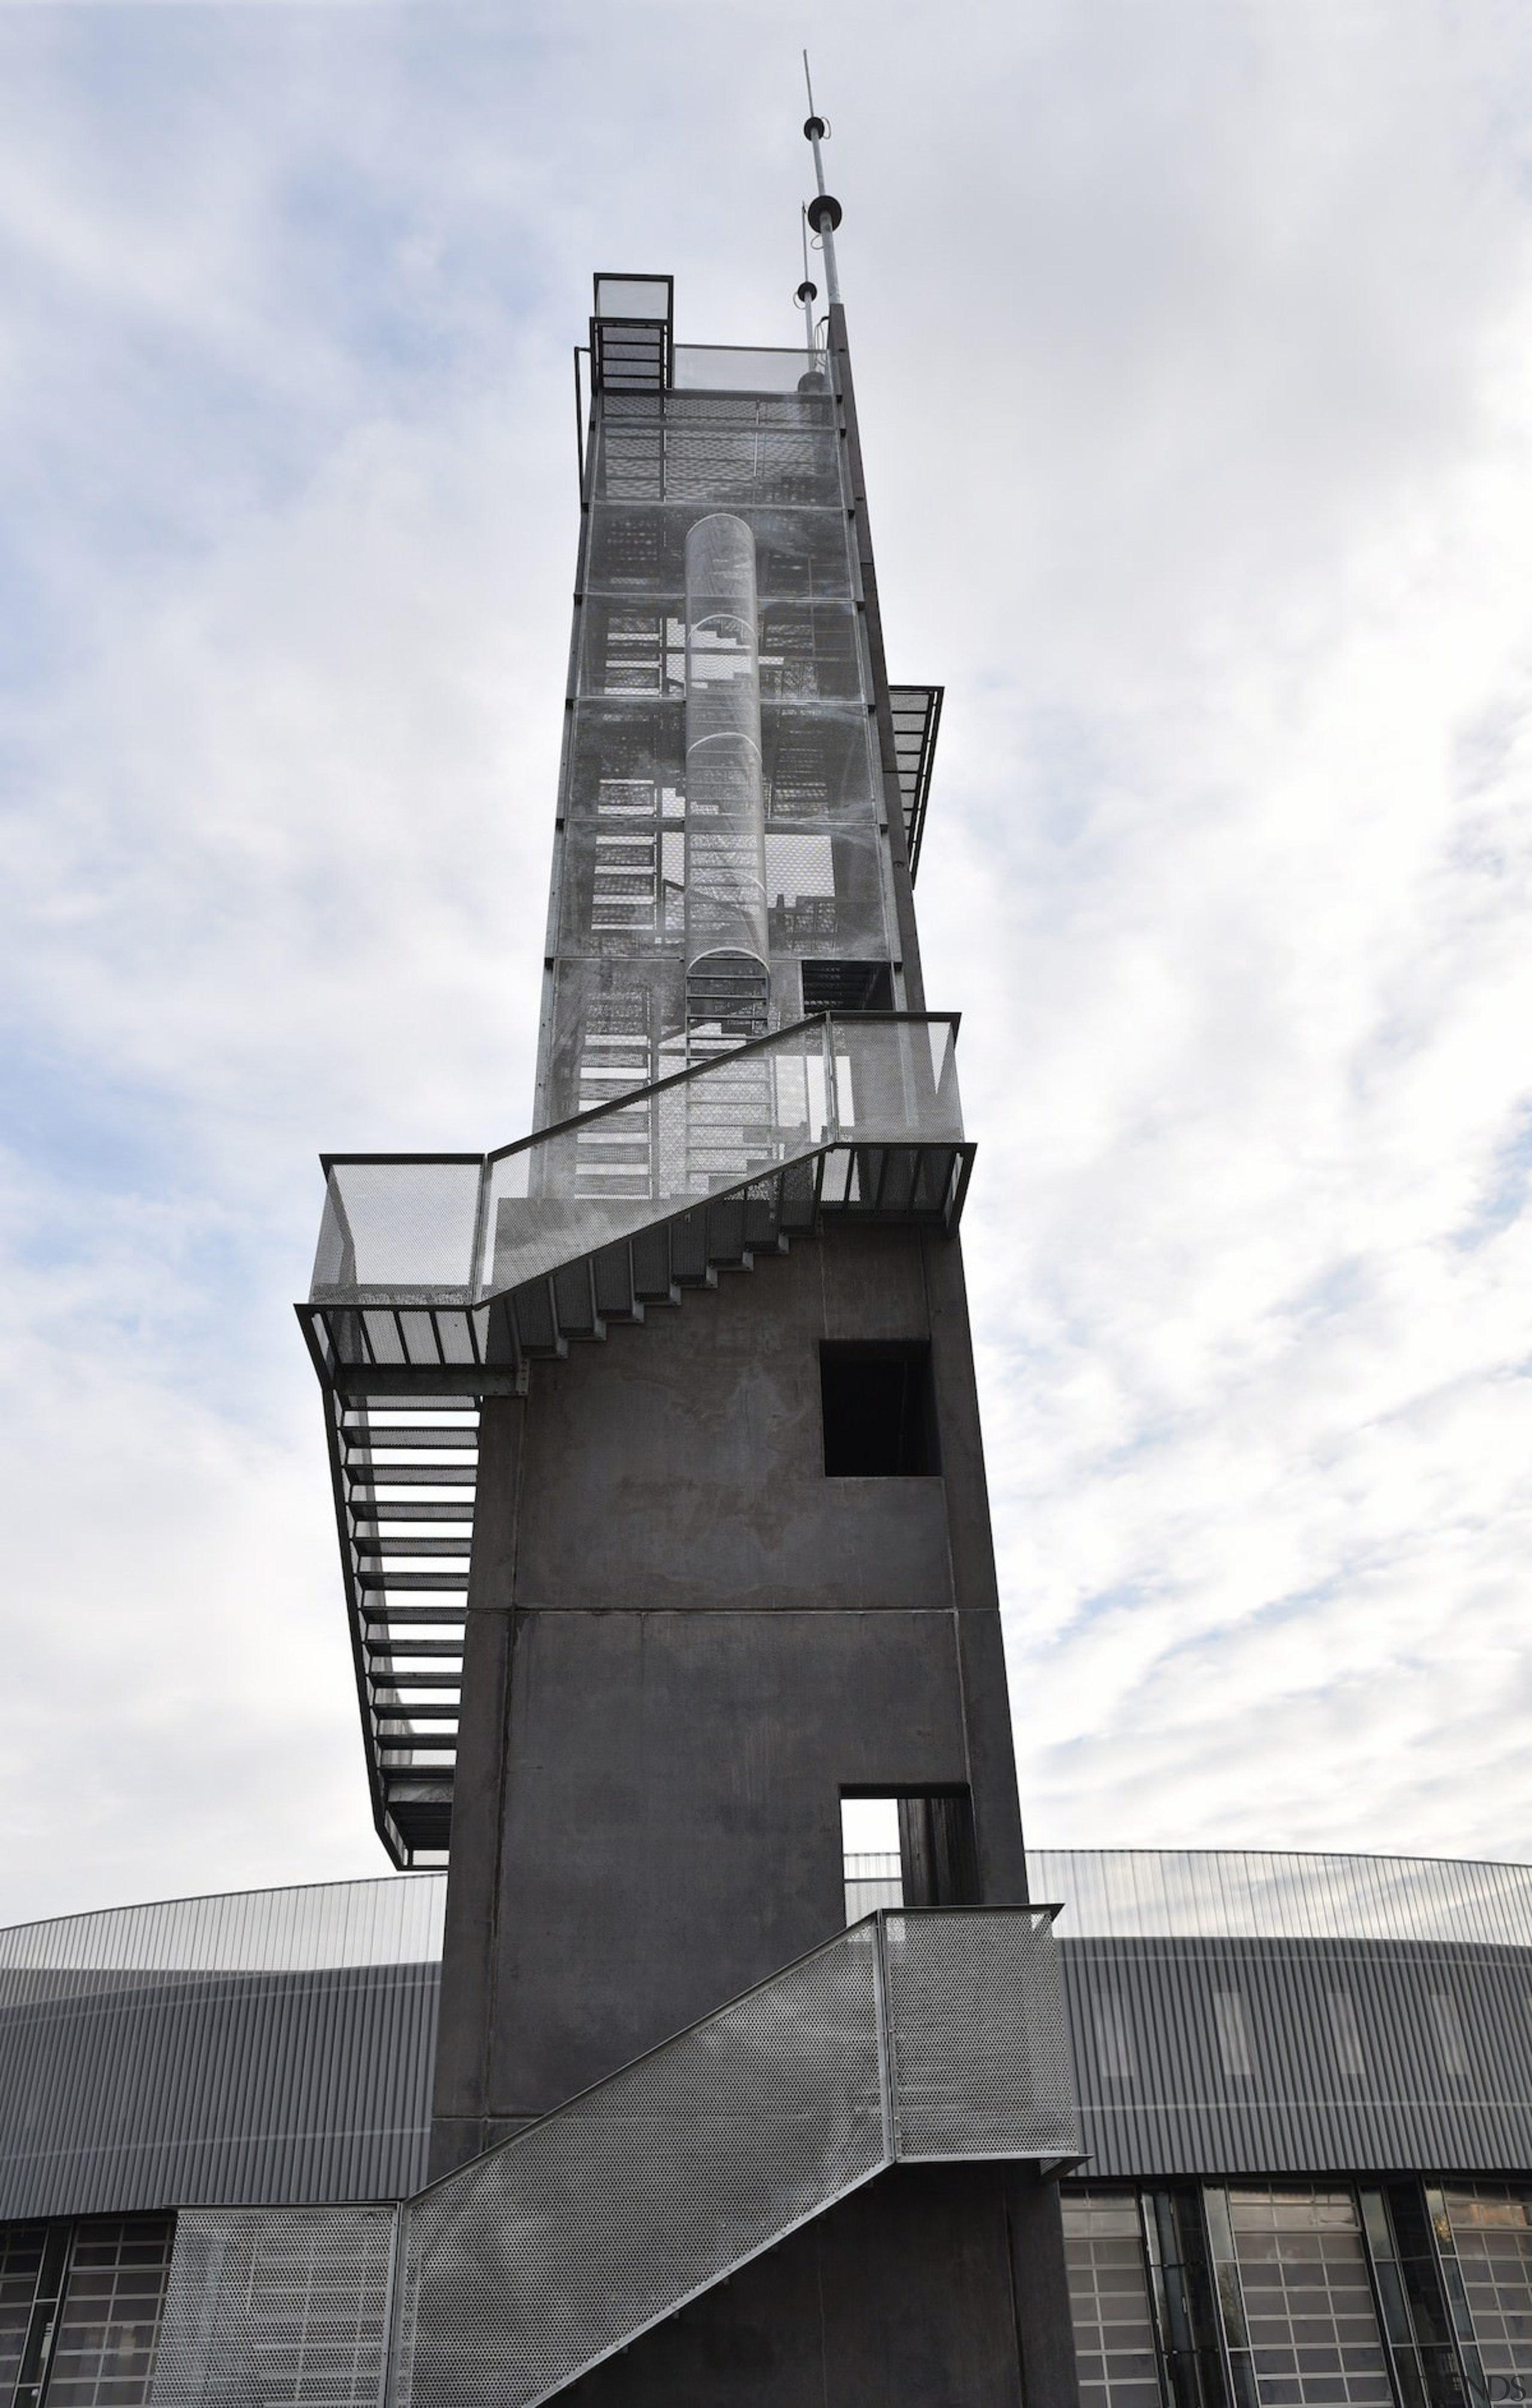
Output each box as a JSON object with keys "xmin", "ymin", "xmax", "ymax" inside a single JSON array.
[{"xmin": 301, "ymin": 133, "xmax": 1083, "ymax": 2408}]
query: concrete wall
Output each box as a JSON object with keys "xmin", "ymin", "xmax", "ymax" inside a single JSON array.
[
  {"xmin": 555, "ymin": 2167, "xmax": 1075, "ymax": 2408},
  {"xmin": 431, "ymin": 1220, "xmax": 1028, "ymax": 2163}
]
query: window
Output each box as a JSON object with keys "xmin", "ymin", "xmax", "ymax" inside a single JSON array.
[
  {"xmin": 820, "ymin": 1343, "xmax": 937, "ymax": 1475},
  {"xmin": 1093, "ymin": 1997, "xmax": 1137, "ymax": 2081},
  {"xmin": 1213, "ymin": 1990, "xmax": 1252, "ymax": 2078},
  {"xmin": 1328, "ymin": 1991, "xmax": 1366, "ymax": 2079},
  {"xmin": 1430, "ymin": 1991, "xmax": 1469, "ymax": 2079}
]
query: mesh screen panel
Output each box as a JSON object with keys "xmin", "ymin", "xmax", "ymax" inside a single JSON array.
[
  {"xmin": 1032, "ymin": 1849, "xmax": 1532, "ymax": 1944},
  {"xmin": 394, "ymin": 1926, "xmax": 886, "ymax": 2408},
  {"xmin": 884, "ymin": 1911, "xmax": 1083, "ymax": 2163},
  {"xmin": 311, "ymin": 1165, "xmax": 481, "ymax": 1302},
  {"xmin": 150, "ymin": 2208, "xmax": 397, "ymax": 2408},
  {"xmin": 585, "ymin": 504, "xmax": 851, "ymax": 601},
  {"xmin": 670, "ymin": 347, "xmax": 830, "ymax": 396}
]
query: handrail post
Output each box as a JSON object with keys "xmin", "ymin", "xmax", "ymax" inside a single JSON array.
[
  {"xmin": 871, "ymin": 1909, "xmax": 898, "ymax": 2165},
  {"xmin": 467, "ymin": 1154, "xmax": 493, "ymax": 1303},
  {"xmin": 381, "ymin": 2199, "xmax": 408, "ymax": 2408},
  {"xmin": 822, "ymin": 1013, "xmax": 838, "ymax": 1141}
]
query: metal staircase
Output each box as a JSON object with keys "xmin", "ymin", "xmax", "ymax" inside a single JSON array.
[
  {"xmin": 147, "ymin": 1910, "xmax": 1083, "ymax": 2408},
  {"xmin": 297, "ymin": 1012, "xmax": 974, "ymax": 1868}
]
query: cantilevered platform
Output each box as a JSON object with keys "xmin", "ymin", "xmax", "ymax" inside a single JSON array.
[{"xmin": 297, "ymin": 1012, "xmax": 973, "ymax": 1866}]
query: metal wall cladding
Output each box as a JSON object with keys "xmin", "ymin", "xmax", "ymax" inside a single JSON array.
[
  {"xmin": 0, "ymin": 1882, "xmax": 442, "ymax": 2221},
  {"xmin": 1059, "ymin": 1935, "xmax": 1532, "ymax": 2181}
]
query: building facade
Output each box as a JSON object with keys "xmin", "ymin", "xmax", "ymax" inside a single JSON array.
[{"xmin": 4, "ymin": 1853, "xmax": 1532, "ymax": 2408}]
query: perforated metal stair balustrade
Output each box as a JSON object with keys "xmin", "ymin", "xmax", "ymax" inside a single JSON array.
[
  {"xmin": 145, "ymin": 1911, "xmax": 1082, "ymax": 2408},
  {"xmin": 298, "ymin": 1012, "xmax": 973, "ymax": 1868}
]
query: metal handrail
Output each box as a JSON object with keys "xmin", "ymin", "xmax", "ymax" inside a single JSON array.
[{"xmin": 309, "ymin": 1013, "xmax": 968, "ymax": 1308}]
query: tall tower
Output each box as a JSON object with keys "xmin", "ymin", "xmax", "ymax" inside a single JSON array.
[{"xmin": 302, "ymin": 120, "xmax": 1083, "ymax": 2408}]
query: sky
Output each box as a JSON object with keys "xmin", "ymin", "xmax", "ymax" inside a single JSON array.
[{"xmin": 2, "ymin": 0, "xmax": 1531, "ymax": 1926}]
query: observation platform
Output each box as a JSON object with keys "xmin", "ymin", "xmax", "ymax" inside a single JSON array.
[
  {"xmin": 297, "ymin": 1012, "xmax": 972, "ymax": 1867},
  {"xmin": 300, "ymin": 1013, "xmax": 968, "ymax": 1391}
]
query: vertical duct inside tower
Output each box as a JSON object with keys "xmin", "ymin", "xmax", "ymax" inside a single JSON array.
[{"xmin": 682, "ymin": 514, "xmax": 771, "ymax": 1054}]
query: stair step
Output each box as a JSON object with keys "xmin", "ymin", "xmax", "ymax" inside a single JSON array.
[
  {"xmin": 592, "ymin": 1242, "xmax": 639, "ymax": 1322},
  {"xmin": 363, "ymin": 1608, "xmax": 467, "ymax": 1629},
  {"xmin": 357, "ymin": 1538, "xmax": 472, "ymax": 1559},
  {"xmin": 552, "ymin": 1259, "xmax": 603, "ymax": 1338},
  {"xmin": 629, "ymin": 1225, "xmax": 674, "ymax": 1299},
  {"xmin": 366, "ymin": 1640, "xmax": 463, "ymax": 1660},
  {"xmin": 510, "ymin": 1280, "xmax": 566, "ymax": 1357},
  {"xmin": 352, "ymin": 1504, "xmax": 475, "ymax": 1526},
  {"xmin": 344, "ymin": 1426, "xmax": 479, "ymax": 1452},
  {"xmin": 346, "ymin": 1464, "xmax": 478, "ymax": 1487},
  {"xmin": 358, "ymin": 1571, "xmax": 470, "ymax": 1592}
]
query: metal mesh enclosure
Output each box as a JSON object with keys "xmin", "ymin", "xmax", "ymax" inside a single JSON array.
[
  {"xmin": 535, "ymin": 364, "xmax": 899, "ymax": 1134},
  {"xmin": 883, "ymin": 1910, "xmax": 1082, "ymax": 2163},
  {"xmin": 149, "ymin": 2207, "xmax": 399, "ymax": 2408},
  {"xmin": 394, "ymin": 1925, "xmax": 887, "ymax": 2408}
]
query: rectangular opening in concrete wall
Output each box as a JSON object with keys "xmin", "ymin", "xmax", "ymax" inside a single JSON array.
[
  {"xmin": 840, "ymin": 1790, "xmax": 978, "ymax": 1920},
  {"xmin": 800, "ymin": 959, "xmax": 894, "ymax": 1014},
  {"xmin": 819, "ymin": 1343, "xmax": 937, "ymax": 1476}
]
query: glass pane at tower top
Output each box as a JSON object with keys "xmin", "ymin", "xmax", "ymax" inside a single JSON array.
[{"xmin": 536, "ymin": 273, "xmax": 941, "ymax": 1159}]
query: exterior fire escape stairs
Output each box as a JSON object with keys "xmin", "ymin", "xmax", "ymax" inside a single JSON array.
[
  {"xmin": 151, "ymin": 1911, "xmax": 1083, "ymax": 2408},
  {"xmin": 297, "ymin": 1011, "xmax": 974, "ymax": 1869}
]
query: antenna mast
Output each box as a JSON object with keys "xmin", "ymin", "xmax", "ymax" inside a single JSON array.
[
  {"xmin": 795, "ymin": 207, "xmax": 819, "ymax": 368},
  {"xmin": 801, "ymin": 51, "xmax": 844, "ymax": 306}
]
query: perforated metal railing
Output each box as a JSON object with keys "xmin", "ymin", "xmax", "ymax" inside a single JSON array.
[
  {"xmin": 144, "ymin": 1909, "xmax": 1078, "ymax": 2408},
  {"xmin": 305, "ymin": 1012, "xmax": 967, "ymax": 1365},
  {"xmin": 396, "ymin": 1909, "xmax": 1076, "ymax": 2408},
  {"xmin": 151, "ymin": 2207, "xmax": 399, "ymax": 2408}
]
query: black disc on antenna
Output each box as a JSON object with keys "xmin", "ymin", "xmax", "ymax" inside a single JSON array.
[
  {"xmin": 804, "ymin": 114, "xmax": 827, "ymax": 139},
  {"xmin": 796, "ymin": 279, "xmax": 819, "ymax": 305},
  {"xmin": 806, "ymin": 192, "xmax": 843, "ymax": 233}
]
